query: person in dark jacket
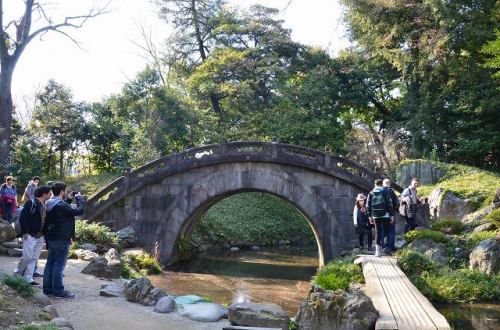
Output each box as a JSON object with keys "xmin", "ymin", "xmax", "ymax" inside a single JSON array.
[
  {"xmin": 353, "ymin": 194, "xmax": 373, "ymax": 251},
  {"xmin": 383, "ymin": 178, "xmax": 399, "ymax": 252},
  {"xmin": 43, "ymin": 182, "xmax": 84, "ymax": 299},
  {"xmin": 367, "ymin": 179, "xmax": 394, "ymax": 257},
  {"xmin": 13, "ymin": 186, "xmax": 52, "ymax": 284}
]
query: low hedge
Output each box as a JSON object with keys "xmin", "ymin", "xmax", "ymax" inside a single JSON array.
[
  {"xmin": 314, "ymin": 256, "xmax": 364, "ymax": 291},
  {"xmin": 404, "ymin": 229, "xmax": 447, "ymax": 244}
]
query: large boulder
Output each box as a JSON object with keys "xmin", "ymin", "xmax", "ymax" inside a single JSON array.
[
  {"xmin": 74, "ymin": 249, "xmax": 99, "ymax": 261},
  {"xmin": 142, "ymin": 287, "xmax": 167, "ymax": 306},
  {"xmin": 407, "ymin": 238, "xmax": 449, "ymax": 265},
  {"xmin": 116, "ymin": 226, "xmax": 139, "ymax": 248},
  {"xmin": 105, "ymin": 248, "xmax": 120, "ymax": 261},
  {"xmin": 174, "ymin": 295, "xmax": 205, "ymax": 306},
  {"xmin": 0, "ymin": 221, "xmax": 16, "ymax": 243},
  {"xmin": 124, "ymin": 277, "xmax": 153, "ymax": 304},
  {"xmin": 295, "ymin": 285, "xmax": 378, "ymax": 330},
  {"xmin": 81, "ymin": 257, "xmax": 121, "ymax": 279},
  {"xmin": 228, "ymin": 302, "xmax": 289, "ymax": 330},
  {"xmin": 469, "ymin": 239, "xmax": 500, "ymax": 275},
  {"xmin": 178, "ymin": 302, "xmax": 228, "ymax": 322},
  {"xmin": 463, "ymin": 202, "xmax": 500, "ymax": 225},
  {"xmin": 80, "ymin": 243, "xmax": 97, "ymax": 252},
  {"xmin": 154, "ymin": 296, "xmax": 176, "ymax": 313},
  {"xmin": 100, "ymin": 283, "xmax": 126, "ymax": 298},
  {"xmin": 429, "ymin": 188, "xmax": 474, "ymax": 220},
  {"xmin": 396, "ymin": 161, "xmax": 445, "ymax": 186}
]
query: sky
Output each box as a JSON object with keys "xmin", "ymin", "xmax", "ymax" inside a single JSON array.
[{"xmin": 8, "ymin": 0, "xmax": 349, "ymax": 109}]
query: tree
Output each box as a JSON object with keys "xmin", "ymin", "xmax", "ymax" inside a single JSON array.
[
  {"xmin": 32, "ymin": 80, "xmax": 84, "ymax": 178},
  {"xmin": 0, "ymin": 0, "xmax": 108, "ymax": 176}
]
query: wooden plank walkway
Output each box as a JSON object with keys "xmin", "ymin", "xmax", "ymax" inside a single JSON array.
[{"xmin": 359, "ymin": 256, "xmax": 451, "ymax": 330}]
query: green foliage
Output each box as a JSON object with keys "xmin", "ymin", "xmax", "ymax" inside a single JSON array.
[
  {"xmin": 3, "ymin": 276, "xmax": 35, "ymax": 298},
  {"xmin": 75, "ymin": 220, "xmax": 118, "ymax": 246},
  {"xmin": 430, "ymin": 219, "xmax": 465, "ymax": 235},
  {"xmin": 66, "ymin": 172, "xmax": 121, "ymax": 197},
  {"xmin": 483, "ymin": 209, "xmax": 500, "ymax": 229},
  {"xmin": 482, "ymin": 29, "xmax": 500, "ymax": 79},
  {"xmin": 191, "ymin": 192, "xmax": 316, "ymax": 247},
  {"xmin": 69, "ymin": 241, "xmax": 81, "ymax": 259},
  {"xmin": 465, "ymin": 230, "xmax": 500, "ymax": 250},
  {"xmin": 121, "ymin": 253, "xmax": 162, "ymax": 279},
  {"xmin": 398, "ymin": 249, "xmax": 438, "ymax": 276},
  {"xmin": 314, "ymin": 257, "xmax": 364, "ymax": 291},
  {"xmin": 404, "ymin": 229, "xmax": 447, "ymax": 244}
]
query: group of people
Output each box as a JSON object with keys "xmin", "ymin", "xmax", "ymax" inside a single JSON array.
[
  {"xmin": 353, "ymin": 178, "xmax": 420, "ymax": 257},
  {"xmin": 0, "ymin": 176, "xmax": 85, "ymax": 299}
]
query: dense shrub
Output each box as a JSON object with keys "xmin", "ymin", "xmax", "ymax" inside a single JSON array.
[
  {"xmin": 2, "ymin": 276, "xmax": 35, "ymax": 298},
  {"xmin": 404, "ymin": 229, "xmax": 447, "ymax": 244},
  {"xmin": 430, "ymin": 219, "xmax": 465, "ymax": 234},
  {"xmin": 75, "ymin": 220, "xmax": 118, "ymax": 246},
  {"xmin": 121, "ymin": 253, "xmax": 162, "ymax": 279},
  {"xmin": 398, "ymin": 249, "xmax": 437, "ymax": 276},
  {"xmin": 314, "ymin": 258, "xmax": 364, "ymax": 291}
]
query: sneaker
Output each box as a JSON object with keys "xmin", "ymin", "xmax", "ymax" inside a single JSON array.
[
  {"xmin": 375, "ymin": 245, "xmax": 382, "ymax": 257},
  {"xmin": 29, "ymin": 281, "xmax": 40, "ymax": 286},
  {"xmin": 33, "ymin": 271, "xmax": 44, "ymax": 277},
  {"xmin": 53, "ymin": 291, "xmax": 75, "ymax": 299}
]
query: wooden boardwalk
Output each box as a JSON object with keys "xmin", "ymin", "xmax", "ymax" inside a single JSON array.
[{"xmin": 359, "ymin": 256, "xmax": 450, "ymax": 330}]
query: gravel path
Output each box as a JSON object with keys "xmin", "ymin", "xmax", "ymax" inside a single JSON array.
[{"xmin": 0, "ymin": 256, "xmax": 230, "ymax": 330}]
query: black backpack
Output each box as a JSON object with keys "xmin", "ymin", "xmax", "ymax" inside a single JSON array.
[{"xmin": 371, "ymin": 190, "xmax": 388, "ymax": 218}]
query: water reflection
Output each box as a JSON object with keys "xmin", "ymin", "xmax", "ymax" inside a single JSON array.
[
  {"xmin": 149, "ymin": 248, "xmax": 318, "ymax": 315},
  {"xmin": 438, "ymin": 304, "xmax": 500, "ymax": 330}
]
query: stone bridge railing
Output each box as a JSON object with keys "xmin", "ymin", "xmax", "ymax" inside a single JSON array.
[{"xmin": 85, "ymin": 141, "xmax": 383, "ymax": 221}]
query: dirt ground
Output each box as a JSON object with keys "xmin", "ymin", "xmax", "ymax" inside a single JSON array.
[{"xmin": 0, "ymin": 256, "xmax": 230, "ymax": 330}]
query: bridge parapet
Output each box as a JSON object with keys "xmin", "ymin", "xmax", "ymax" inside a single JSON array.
[{"xmin": 85, "ymin": 141, "xmax": 380, "ymax": 221}]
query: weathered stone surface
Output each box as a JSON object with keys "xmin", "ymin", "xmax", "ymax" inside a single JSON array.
[
  {"xmin": 295, "ymin": 285, "xmax": 378, "ymax": 330},
  {"xmin": 74, "ymin": 249, "xmax": 99, "ymax": 261},
  {"xmin": 33, "ymin": 292, "xmax": 51, "ymax": 306},
  {"xmin": 407, "ymin": 238, "xmax": 449, "ymax": 265},
  {"xmin": 174, "ymin": 295, "xmax": 205, "ymax": 306},
  {"xmin": 154, "ymin": 296, "xmax": 176, "ymax": 313},
  {"xmin": 49, "ymin": 317, "xmax": 74, "ymax": 329},
  {"xmin": 463, "ymin": 202, "xmax": 500, "ymax": 225},
  {"xmin": 473, "ymin": 223, "xmax": 495, "ymax": 233},
  {"xmin": 396, "ymin": 161, "xmax": 445, "ymax": 186},
  {"xmin": 116, "ymin": 226, "xmax": 139, "ymax": 248},
  {"xmin": 105, "ymin": 248, "xmax": 120, "ymax": 261},
  {"xmin": 142, "ymin": 287, "xmax": 167, "ymax": 306},
  {"xmin": 0, "ymin": 221, "xmax": 16, "ymax": 243},
  {"xmin": 124, "ymin": 277, "xmax": 153, "ymax": 304},
  {"xmin": 42, "ymin": 305, "xmax": 59, "ymax": 319},
  {"xmin": 429, "ymin": 188, "xmax": 474, "ymax": 220},
  {"xmin": 228, "ymin": 302, "xmax": 289, "ymax": 330},
  {"xmin": 178, "ymin": 302, "xmax": 228, "ymax": 322},
  {"xmin": 100, "ymin": 283, "xmax": 125, "ymax": 297},
  {"xmin": 81, "ymin": 243, "xmax": 98, "ymax": 252},
  {"xmin": 81, "ymin": 257, "xmax": 121, "ymax": 279},
  {"xmin": 469, "ymin": 239, "xmax": 500, "ymax": 275}
]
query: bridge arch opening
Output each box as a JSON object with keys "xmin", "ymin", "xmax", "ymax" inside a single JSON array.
[{"xmin": 175, "ymin": 190, "xmax": 323, "ymax": 266}]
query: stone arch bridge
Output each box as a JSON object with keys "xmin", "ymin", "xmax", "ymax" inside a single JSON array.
[{"xmin": 85, "ymin": 141, "xmax": 386, "ymax": 266}]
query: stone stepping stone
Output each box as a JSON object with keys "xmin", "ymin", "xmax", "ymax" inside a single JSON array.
[
  {"xmin": 174, "ymin": 295, "xmax": 205, "ymax": 306},
  {"xmin": 178, "ymin": 302, "xmax": 228, "ymax": 322}
]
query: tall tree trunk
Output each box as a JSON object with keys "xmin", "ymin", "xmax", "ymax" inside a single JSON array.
[
  {"xmin": 59, "ymin": 149, "xmax": 64, "ymax": 179},
  {"xmin": 0, "ymin": 64, "xmax": 14, "ymax": 178},
  {"xmin": 367, "ymin": 126, "xmax": 391, "ymax": 173}
]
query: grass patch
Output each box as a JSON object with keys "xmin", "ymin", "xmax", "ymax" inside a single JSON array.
[
  {"xmin": 314, "ymin": 257, "xmax": 364, "ymax": 291},
  {"xmin": 75, "ymin": 220, "xmax": 119, "ymax": 246},
  {"xmin": 464, "ymin": 230, "xmax": 500, "ymax": 250},
  {"xmin": 483, "ymin": 209, "xmax": 500, "ymax": 229},
  {"xmin": 430, "ymin": 219, "xmax": 465, "ymax": 234},
  {"xmin": 398, "ymin": 250, "xmax": 500, "ymax": 304},
  {"xmin": 2, "ymin": 276, "xmax": 34, "ymax": 298},
  {"xmin": 121, "ymin": 253, "xmax": 162, "ymax": 279},
  {"xmin": 65, "ymin": 172, "xmax": 121, "ymax": 197},
  {"xmin": 412, "ymin": 161, "xmax": 500, "ymax": 210},
  {"xmin": 404, "ymin": 229, "xmax": 448, "ymax": 244}
]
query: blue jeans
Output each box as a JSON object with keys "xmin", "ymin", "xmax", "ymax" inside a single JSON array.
[
  {"xmin": 1, "ymin": 198, "xmax": 14, "ymax": 223},
  {"xmin": 388, "ymin": 222, "xmax": 396, "ymax": 250},
  {"xmin": 43, "ymin": 240, "xmax": 70, "ymax": 296}
]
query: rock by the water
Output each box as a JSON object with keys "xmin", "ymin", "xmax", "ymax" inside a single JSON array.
[
  {"xmin": 100, "ymin": 283, "xmax": 125, "ymax": 297},
  {"xmin": 124, "ymin": 277, "xmax": 153, "ymax": 304},
  {"xmin": 174, "ymin": 295, "xmax": 205, "ymax": 306},
  {"xmin": 178, "ymin": 302, "xmax": 228, "ymax": 322},
  {"xmin": 228, "ymin": 302, "xmax": 289, "ymax": 330},
  {"xmin": 230, "ymin": 247, "xmax": 239, "ymax": 252},
  {"xmin": 74, "ymin": 249, "xmax": 99, "ymax": 261},
  {"xmin": 142, "ymin": 287, "xmax": 167, "ymax": 306},
  {"xmin": 407, "ymin": 238, "xmax": 449, "ymax": 265},
  {"xmin": 154, "ymin": 296, "xmax": 176, "ymax": 313},
  {"xmin": 81, "ymin": 257, "xmax": 121, "ymax": 279},
  {"xmin": 49, "ymin": 317, "xmax": 74, "ymax": 329},
  {"xmin": 42, "ymin": 305, "xmax": 59, "ymax": 319},
  {"xmin": 0, "ymin": 221, "xmax": 16, "ymax": 243},
  {"xmin": 81, "ymin": 243, "xmax": 97, "ymax": 252},
  {"xmin": 469, "ymin": 239, "xmax": 500, "ymax": 275},
  {"xmin": 105, "ymin": 248, "xmax": 120, "ymax": 261},
  {"xmin": 295, "ymin": 285, "xmax": 378, "ymax": 330},
  {"xmin": 429, "ymin": 188, "xmax": 474, "ymax": 220},
  {"xmin": 116, "ymin": 226, "xmax": 139, "ymax": 248}
]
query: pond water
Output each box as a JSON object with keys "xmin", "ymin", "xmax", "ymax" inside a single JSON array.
[
  {"xmin": 437, "ymin": 303, "xmax": 500, "ymax": 330},
  {"xmin": 149, "ymin": 247, "xmax": 319, "ymax": 315}
]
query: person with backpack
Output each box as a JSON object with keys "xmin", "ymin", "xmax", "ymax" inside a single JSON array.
[
  {"xmin": 43, "ymin": 182, "xmax": 84, "ymax": 299},
  {"xmin": 0, "ymin": 176, "xmax": 18, "ymax": 223},
  {"xmin": 400, "ymin": 178, "xmax": 420, "ymax": 233},
  {"xmin": 22, "ymin": 176, "xmax": 40, "ymax": 204},
  {"xmin": 367, "ymin": 179, "xmax": 394, "ymax": 257},
  {"xmin": 13, "ymin": 186, "xmax": 52, "ymax": 285},
  {"xmin": 353, "ymin": 194, "xmax": 373, "ymax": 251},
  {"xmin": 383, "ymin": 178, "xmax": 399, "ymax": 252}
]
